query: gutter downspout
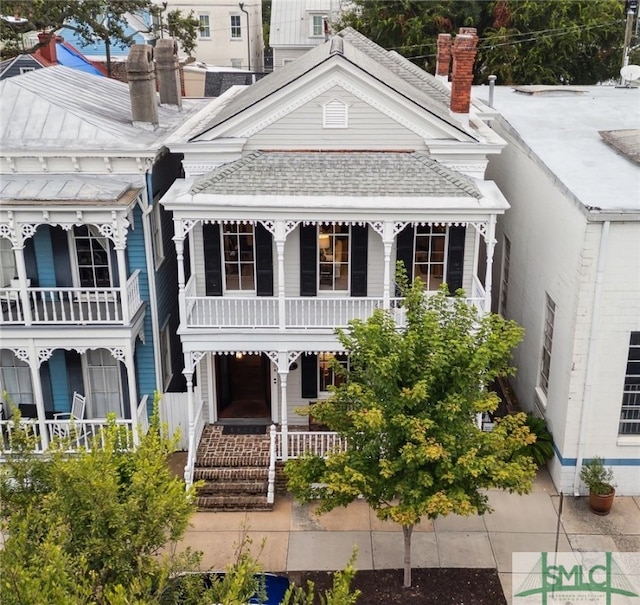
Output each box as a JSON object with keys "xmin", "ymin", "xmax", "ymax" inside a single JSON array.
[
  {"xmin": 572, "ymin": 220, "xmax": 610, "ymax": 496},
  {"xmin": 239, "ymin": 2, "xmax": 250, "ymax": 72}
]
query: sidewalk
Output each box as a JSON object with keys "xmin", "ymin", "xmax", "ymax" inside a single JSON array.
[{"xmin": 177, "ymin": 469, "xmax": 640, "ymax": 604}]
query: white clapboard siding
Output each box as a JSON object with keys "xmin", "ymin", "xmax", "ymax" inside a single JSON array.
[
  {"xmin": 160, "ymin": 392, "xmax": 189, "ymax": 450},
  {"xmin": 245, "ymin": 87, "xmax": 428, "ymax": 151}
]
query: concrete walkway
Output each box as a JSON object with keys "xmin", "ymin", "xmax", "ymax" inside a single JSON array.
[{"xmin": 177, "ymin": 470, "xmax": 640, "ymax": 604}]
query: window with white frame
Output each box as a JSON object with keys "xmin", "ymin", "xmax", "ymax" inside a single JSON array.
[
  {"xmin": 0, "ymin": 349, "xmax": 34, "ymax": 407},
  {"xmin": 223, "ymin": 223, "xmax": 255, "ymax": 291},
  {"xmin": 19, "ymin": 66, "xmax": 35, "ymax": 74},
  {"xmin": 151, "ymin": 203, "xmax": 165, "ymax": 268},
  {"xmin": 499, "ymin": 235, "xmax": 511, "ymax": 316},
  {"xmin": 318, "ymin": 224, "xmax": 349, "ymax": 292},
  {"xmin": 73, "ymin": 226, "xmax": 112, "ymax": 288},
  {"xmin": 160, "ymin": 321, "xmax": 172, "ymax": 388},
  {"xmin": 0, "ymin": 237, "xmax": 16, "ymax": 287},
  {"xmin": 311, "ymin": 14, "xmax": 324, "ymax": 37},
  {"xmin": 230, "ymin": 14, "xmax": 242, "ymax": 39},
  {"xmin": 414, "ymin": 225, "xmax": 446, "ymax": 291},
  {"xmin": 323, "ymin": 98, "xmax": 348, "ymax": 128},
  {"xmin": 319, "ymin": 353, "xmax": 348, "ymax": 392},
  {"xmin": 619, "ymin": 332, "xmax": 640, "ymax": 435},
  {"xmin": 198, "ymin": 13, "xmax": 211, "ymax": 38},
  {"xmin": 539, "ymin": 293, "xmax": 556, "ymax": 396},
  {"xmin": 86, "ymin": 349, "xmax": 122, "ymax": 418}
]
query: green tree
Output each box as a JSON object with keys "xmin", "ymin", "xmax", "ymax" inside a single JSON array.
[
  {"xmin": 285, "ymin": 273, "xmax": 537, "ymax": 588},
  {"xmin": 0, "ymin": 1, "xmax": 198, "ymax": 75},
  {"xmin": 337, "ymin": 0, "xmax": 627, "ymax": 84},
  {"xmin": 0, "ymin": 410, "xmax": 253, "ymax": 605}
]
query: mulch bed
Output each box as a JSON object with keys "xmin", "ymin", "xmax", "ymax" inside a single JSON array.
[{"xmin": 286, "ymin": 568, "xmax": 507, "ymax": 604}]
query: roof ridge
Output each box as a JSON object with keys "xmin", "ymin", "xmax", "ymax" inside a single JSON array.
[
  {"xmin": 411, "ymin": 152, "xmax": 481, "ymax": 198},
  {"xmin": 191, "ymin": 151, "xmax": 263, "ymax": 193}
]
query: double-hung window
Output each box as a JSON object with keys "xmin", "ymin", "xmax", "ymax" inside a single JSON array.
[
  {"xmin": 198, "ymin": 14, "xmax": 211, "ymax": 39},
  {"xmin": 223, "ymin": 223, "xmax": 255, "ymax": 291},
  {"xmin": 319, "ymin": 353, "xmax": 348, "ymax": 392},
  {"xmin": 0, "ymin": 349, "xmax": 33, "ymax": 407},
  {"xmin": 414, "ymin": 225, "xmax": 446, "ymax": 290},
  {"xmin": 539, "ymin": 294, "xmax": 556, "ymax": 396},
  {"xmin": 311, "ymin": 14, "xmax": 324, "ymax": 37},
  {"xmin": 619, "ymin": 332, "xmax": 640, "ymax": 435},
  {"xmin": 86, "ymin": 349, "xmax": 122, "ymax": 418},
  {"xmin": 318, "ymin": 225, "xmax": 349, "ymax": 292},
  {"xmin": 73, "ymin": 226, "xmax": 111, "ymax": 288},
  {"xmin": 230, "ymin": 14, "xmax": 242, "ymax": 39}
]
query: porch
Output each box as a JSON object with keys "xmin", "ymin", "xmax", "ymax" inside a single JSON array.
[
  {"xmin": 183, "ymin": 275, "xmax": 487, "ymax": 330},
  {"xmin": 0, "ymin": 271, "xmax": 143, "ymax": 326},
  {"xmin": 0, "ymin": 394, "xmax": 150, "ymax": 456}
]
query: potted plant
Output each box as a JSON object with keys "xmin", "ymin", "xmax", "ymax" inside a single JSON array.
[{"xmin": 580, "ymin": 457, "xmax": 616, "ymax": 515}]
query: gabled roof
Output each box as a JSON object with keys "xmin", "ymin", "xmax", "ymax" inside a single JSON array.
[
  {"xmin": 191, "ymin": 150, "xmax": 481, "ymax": 198},
  {"xmin": 191, "ymin": 28, "xmax": 471, "ymax": 141},
  {"xmin": 0, "ymin": 66, "xmax": 210, "ymax": 153}
]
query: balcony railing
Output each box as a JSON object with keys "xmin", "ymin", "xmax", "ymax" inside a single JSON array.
[
  {"xmin": 184, "ymin": 293, "xmax": 486, "ymax": 330},
  {"xmin": 0, "ymin": 270, "xmax": 143, "ymax": 326}
]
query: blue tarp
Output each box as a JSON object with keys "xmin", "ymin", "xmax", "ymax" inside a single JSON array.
[{"xmin": 55, "ymin": 43, "xmax": 104, "ymax": 76}]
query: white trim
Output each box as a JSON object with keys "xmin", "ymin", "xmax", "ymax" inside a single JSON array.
[
  {"xmin": 151, "ymin": 203, "xmax": 165, "ymax": 269},
  {"xmin": 198, "ymin": 13, "xmax": 211, "ymax": 40}
]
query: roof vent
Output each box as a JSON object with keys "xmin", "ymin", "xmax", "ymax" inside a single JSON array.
[
  {"xmin": 323, "ymin": 98, "xmax": 348, "ymax": 128},
  {"xmin": 329, "ymin": 36, "xmax": 343, "ymax": 56}
]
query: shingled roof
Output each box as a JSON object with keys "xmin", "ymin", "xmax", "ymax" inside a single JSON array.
[{"xmin": 191, "ymin": 151, "xmax": 481, "ymax": 198}]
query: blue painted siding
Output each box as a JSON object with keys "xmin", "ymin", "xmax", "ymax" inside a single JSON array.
[
  {"xmin": 33, "ymin": 226, "xmax": 56, "ymax": 287},
  {"xmin": 48, "ymin": 350, "xmax": 71, "ymax": 413},
  {"xmin": 128, "ymin": 204, "xmax": 156, "ymax": 408}
]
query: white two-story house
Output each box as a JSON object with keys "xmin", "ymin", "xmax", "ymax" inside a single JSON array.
[{"xmin": 159, "ymin": 27, "xmax": 511, "ymax": 489}]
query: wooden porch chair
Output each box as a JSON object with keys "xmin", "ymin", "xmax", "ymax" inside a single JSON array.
[{"xmin": 53, "ymin": 392, "xmax": 86, "ymax": 440}]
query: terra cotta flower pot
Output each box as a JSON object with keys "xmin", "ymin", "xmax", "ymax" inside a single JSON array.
[{"xmin": 589, "ymin": 487, "xmax": 615, "ymax": 515}]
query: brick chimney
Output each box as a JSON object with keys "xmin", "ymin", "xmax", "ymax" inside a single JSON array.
[
  {"xmin": 126, "ymin": 45, "xmax": 158, "ymax": 129},
  {"xmin": 37, "ymin": 32, "xmax": 57, "ymax": 64},
  {"xmin": 436, "ymin": 33, "xmax": 452, "ymax": 82},
  {"xmin": 155, "ymin": 38, "xmax": 182, "ymax": 109},
  {"xmin": 450, "ymin": 27, "xmax": 478, "ymax": 115}
]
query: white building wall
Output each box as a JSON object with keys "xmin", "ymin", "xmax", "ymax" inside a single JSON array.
[
  {"xmin": 244, "ymin": 86, "xmax": 428, "ymax": 152},
  {"xmin": 272, "ymin": 48, "xmax": 311, "ymax": 69},
  {"xmin": 165, "ymin": 0, "xmax": 264, "ymax": 70},
  {"xmin": 487, "ymin": 127, "xmax": 640, "ymax": 495}
]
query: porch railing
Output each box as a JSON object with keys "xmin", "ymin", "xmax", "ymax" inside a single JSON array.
[
  {"xmin": 184, "ymin": 293, "xmax": 487, "ymax": 330},
  {"xmin": 0, "ymin": 270, "xmax": 143, "ymax": 326},
  {"xmin": 0, "ymin": 418, "xmax": 135, "ymax": 455}
]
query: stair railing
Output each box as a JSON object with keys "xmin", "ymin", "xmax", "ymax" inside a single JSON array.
[{"xmin": 267, "ymin": 424, "xmax": 277, "ymax": 504}]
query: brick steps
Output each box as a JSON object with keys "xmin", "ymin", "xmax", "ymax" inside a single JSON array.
[{"xmin": 194, "ymin": 426, "xmax": 272, "ymax": 512}]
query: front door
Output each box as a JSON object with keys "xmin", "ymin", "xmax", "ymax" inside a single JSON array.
[{"xmin": 216, "ymin": 354, "xmax": 271, "ymax": 420}]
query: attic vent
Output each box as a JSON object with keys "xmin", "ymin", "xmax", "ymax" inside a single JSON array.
[{"xmin": 323, "ymin": 99, "xmax": 348, "ymax": 128}]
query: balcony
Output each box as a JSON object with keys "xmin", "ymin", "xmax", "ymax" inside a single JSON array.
[
  {"xmin": 183, "ymin": 280, "xmax": 487, "ymax": 330},
  {"xmin": 0, "ymin": 271, "xmax": 143, "ymax": 326}
]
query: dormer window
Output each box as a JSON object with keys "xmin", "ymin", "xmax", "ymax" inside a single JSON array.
[{"xmin": 323, "ymin": 99, "xmax": 348, "ymax": 129}]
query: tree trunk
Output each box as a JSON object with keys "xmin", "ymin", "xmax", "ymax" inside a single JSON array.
[{"xmin": 402, "ymin": 524, "xmax": 414, "ymax": 587}]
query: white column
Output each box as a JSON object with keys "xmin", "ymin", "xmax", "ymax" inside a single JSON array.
[
  {"xmin": 382, "ymin": 222, "xmax": 394, "ymax": 310},
  {"xmin": 274, "ymin": 221, "xmax": 287, "ymax": 331},
  {"xmin": 277, "ymin": 350, "xmax": 289, "ymax": 460},
  {"xmin": 124, "ymin": 345, "xmax": 139, "ymax": 446},
  {"xmin": 174, "ymin": 229, "xmax": 186, "ymax": 327},
  {"xmin": 183, "ymin": 356, "xmax": 195, "ymax": 485},
  {"xmin": 483, "ymin": 215, "xmax": 497, "ymax": 312},
  {"xmin": 13, "ymin": 243, "xmax": 33, "ymax": 325},
  {"xmin": 115, "ymin": 246, "xmax": 129, "ymax": 322},
  {"xmin": 29, "ymin": 342, "xmax": 48, "ymax": 449}
]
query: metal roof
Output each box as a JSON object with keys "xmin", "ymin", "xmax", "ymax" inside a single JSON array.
[
  {"xmin": 0, "ymin": 65, "xmax": 210, "ymax": 152},
  {"xmin": 191, "ymin": 150, "xmax": 481, "ymax": 198},
  {"xmin": 269, "ymin": 0, "xmax": 343, "ymax": 48}
]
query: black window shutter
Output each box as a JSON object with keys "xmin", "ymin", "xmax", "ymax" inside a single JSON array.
[
  {"xmin": 350, "ymin": 225, "xmax": 368, "ymax": 297},
  {"xmin": 255, "ymin": 223, "xmax": 274, "ymax": 296},
  {"xmin": 446, "ymin": 226, "xmax": 466, "ymax": 294},
  {"xmin": 299, "ymin": 224, "xmax": 317, "ymax": 296},
  {"xmin": 203, "ymin": 223, "xmax": 223, "ymax": 296},
  {"xmin": 396, "ymin": 225, "xmax": 415, "ymax": 291},
  {"xmin": 65, "ymin": 350, "xmax": 84, "ymax": 398},
  {"xmin": 51, "ymin": 226, "xmax": 73, "ymax": 287},
  {"xmin": 301, "ymin": 353, "xmax": 318, "ymax": 399}
]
